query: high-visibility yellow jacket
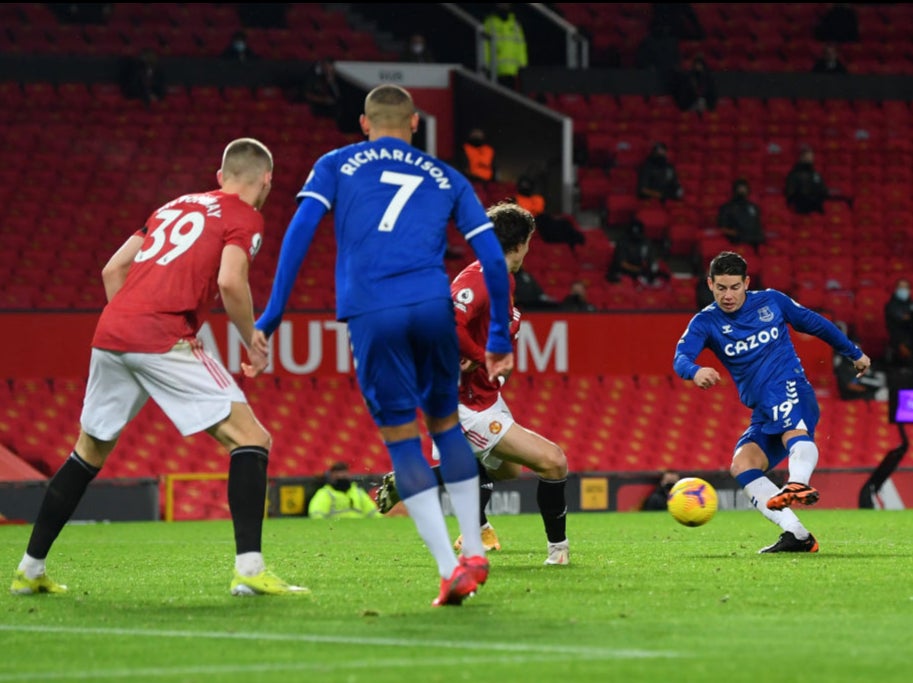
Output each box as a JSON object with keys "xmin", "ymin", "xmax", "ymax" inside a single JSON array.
[
  {"xmin": 483, "ymin": 12, "xmax": 528, "ymax": 77},
  {"xmin": 307, "ymin": 484, "xmax": 380, "ymax": 519}
]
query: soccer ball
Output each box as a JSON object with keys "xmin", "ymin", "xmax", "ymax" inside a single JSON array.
[{"xmin": 667, "ymin": 477, "xmax": 718, "ymax": 527}]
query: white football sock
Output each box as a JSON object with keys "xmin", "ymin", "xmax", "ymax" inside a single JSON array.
[
  {"xmin": 787, "ymin": 440, "xmax": 819, "ymax": 485},
  {"xmin": 742, "ymin": 476, "xmax": 809, "ymax": 539},
  {"xmin": 235, "ymin": 551, "xmax": 265, "ymax": 577},
  {"xmin": 402, "ymin": 487, "xmax": 458, "ymax": 578},
  {"xmin": 18, "ymin": 553, "xmax": 46, "ymax": 580},
  {"xmin": 444, "ymin": 477, "xmax": 484, "ymax": 557}
]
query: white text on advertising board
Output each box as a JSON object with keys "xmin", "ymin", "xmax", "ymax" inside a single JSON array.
[{"xmin": 199, "ymin": 320, "xmax": 569, "ymax": 374}]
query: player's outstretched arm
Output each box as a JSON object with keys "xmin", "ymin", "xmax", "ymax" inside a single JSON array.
[
  {"xmin": 467, "ymin": 228, "xmax": 513, "ymax": 355},
  {"xmin": 256, "ymin": 197, "xmax": 326, "ymax": 338}
]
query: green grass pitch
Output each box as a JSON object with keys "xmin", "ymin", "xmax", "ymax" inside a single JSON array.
[{"xmin": 2, "ymin": 509, "xmax": 913, "ymax": 683}]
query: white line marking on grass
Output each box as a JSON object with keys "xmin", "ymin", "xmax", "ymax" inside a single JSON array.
[
  {"xmin": 0, "ymin": 624, "xmax": 681, "ymax": 681},
  {"xmin": 0, "ymin": 652, "xmax": 669, "ymax": 682}
]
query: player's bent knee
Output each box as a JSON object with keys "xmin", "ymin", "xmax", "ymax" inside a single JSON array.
[
  {"xmin": 537, "ymin": 444, "xmax": 568, "ymax": 479},
  {"xmin": 76, "ymin": 430, "xmax": 117, "ymax": 468}
]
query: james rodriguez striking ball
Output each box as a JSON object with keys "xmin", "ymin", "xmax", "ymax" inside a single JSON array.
[{"xmin": 667, "ymin": 477, "xmax": 718, "ymax": 527}]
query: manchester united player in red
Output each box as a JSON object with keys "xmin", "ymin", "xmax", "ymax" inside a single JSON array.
[
  {"xmin": 376, "ymin": 201, "xmax": 570, "ymax": 565},
  {"xmin": 10, "ymin": 138, "xmax": 307, "ymax": 597}
]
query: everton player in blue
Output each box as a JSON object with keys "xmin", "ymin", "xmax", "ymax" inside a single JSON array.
[
  {"xmin": 673, "ymin": 252, "xmax": 871, "ymax": 553},
  {"xmin": 255, "ymin": 84, "xmax": 514, "ymax": 605}
]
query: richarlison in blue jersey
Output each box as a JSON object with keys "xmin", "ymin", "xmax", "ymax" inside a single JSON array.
[
  {"xmin": 254, "ymin": 84, "xmax": 513, "ymax": 607},
  {"xmin": 673, "ymin": 251, "xmax": 871, "ymax": 555}
]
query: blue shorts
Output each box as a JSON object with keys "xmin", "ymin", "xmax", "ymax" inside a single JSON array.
[
  {"xmin": 735, "ymin": 378, "xmax": 820, "ymax": 470},
  {"xmin": 346, "ymin": 298, "xmax": 461, "ymax": 427}
]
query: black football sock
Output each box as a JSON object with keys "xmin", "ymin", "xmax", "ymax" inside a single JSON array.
[
  {"xmin": 228, "ymin": 446, "xmax": 269, "ymax": 555},
  {"xmin": 26, "ymin": 451, "xmax": 100, "ymax": 559},
  {"xmin": 478, "ymin": 463, "xmax": 493, "ymax": 526},
  {"xmin": 537, "ymin": 477, "xmax": 568, "ymax": 544},
  {"xmin": 433, "ymin": 460, "xmax": 493, "ymax": 524},
  {"xmin": 429, "ymin": 464, "xmax": 445, "ymax": 487}
]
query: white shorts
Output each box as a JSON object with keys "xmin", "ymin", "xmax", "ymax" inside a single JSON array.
[
  {"xmin": 431, "ymin": 393, "xmax": 515, "ymax": 471},
  {"xmin": 80, "ymin": 340, "xmax": 246, "ymax": 441}
]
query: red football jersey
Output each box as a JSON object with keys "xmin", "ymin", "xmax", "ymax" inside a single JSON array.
[
  {"xmin": 451, "ymin": 261, "xmax": 521, "ymax": 411},
  {"xmin": 92, "ymin": 190, "xmax": 264, "ymax": 353}
]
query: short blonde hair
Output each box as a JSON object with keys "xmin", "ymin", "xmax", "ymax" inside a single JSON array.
[
  {"xmin": 363, "ymin": 84, "xmax": 415, "ymax": 129},
  {"xmin": 221, "ymin": 138, "xmax": 273, "ymax": 182}
]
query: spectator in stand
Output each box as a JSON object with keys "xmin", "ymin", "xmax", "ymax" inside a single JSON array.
[
  {"xmin": 482, "ymin": 3, "xmax": 528, "ymax": 90},
  {"xmin": 717, "ymin": 178, "xmax": 764, "ymax": 251},
  {"xmin": 120, "ymin": 47, "xmax": 166, "ymax": 107},
  {"xmin": 812, "ymin": 44, "xmax": 848, "ymax": 74},
  {"xmin": 297, "ymin": 58, "xmax": 343, "ymax": 128},
  {"xmin": 885, "ymin": 278, "xmax": 913, "ymax": 367},
  {"xmin": 221, "ymin": 30, "xmax": 259, "ymax": 62},
  {"xmin": 815, "ymin": 3, "xmax": 859, "ymax": 43},
  {"xmin": 514, "ymin": 267, "xmax": 560, "ymax": 311},
  {"xmin": 401, "ymin": 32, "xmax": 436, "ymax": 63},
  {"xmin": 642, "ymin": 470, "xmax": 681, "ymax": 511},
  {"xmin": 635, "ymin": 19, "xmax": 681, "ymax": 91},
  {"xmin": 456, "ymin": 127, "xmax": 497, "ymax": 185},
  {"xmin": 560, "ymin": 280, "xmax": 597, "ymax": 312},
  {"xmin": 784, "ymin": 145, "xmax": 830, "ymax": 215},
  {"xmin": 606, "ymin": 217, "xmax": 670, "ymax": 286},
  {"xmin": 833, "ymin": 322, "xmax": 887, "ymax": 401},
  {"xmin": 637, "ymin": 142, "xmax": 683, "ymax": 203},
  {"xmin": 308, "ymin": 462, "xmax": 380, "ymax": 519},
  {"xmin": 672, "ymin": 54, "xmax": 718, "ymax": 114},
  {"xmin": 513, "ymin": 175, "xmax": 586, "ymax": 249}
]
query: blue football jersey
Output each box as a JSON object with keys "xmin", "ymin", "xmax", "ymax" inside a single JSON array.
[
  {"xmin": 673, "ymin": 289, "xmax": 862, "ymax": 409},
  {"xmin": 299, "ymin": 136, "xmax": 493, "ymax": 320}
]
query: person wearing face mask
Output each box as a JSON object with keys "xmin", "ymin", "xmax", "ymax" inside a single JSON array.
[
  {"xmin": 606, "ymin": 217, "xmax": 669, "ymax": 286},
  {"xmin": 885, "ymin": 278, "xmax": 913, "ymax": 366},
  {"xmin": 785, "ymin": 145, "xmax": 830, "ymax": 215},
  {"xmin": 513, "ymin": 175, "xmax": 586, "ymax": 248},
  {"xmin": 308, "ymin": 462, "xmax": 380, "ymax": 519},
  {"xmin": 457, "ymin": 127, "xmax": 497, "ymax": 184},
  {"xmin": 482, "ymin": 3, "xmax": 528, "ymax": 90},
  {"xmin": 672, "ymin": 53, "xmax": 717, "ymax": 114},
  {"xmin": 221, "ymin": 30, "xmax": 259, "ymax": 62},
  {"xmin": 637, "ymin": 141, "xmax": 683, "ymax": 202},
  {"xmin": 717, "ymin": 178, "xmax": 764, "ymax": 251},
  {"xmin": 401, "ymin": 32, "xmax": 436, "ymax": 63}
]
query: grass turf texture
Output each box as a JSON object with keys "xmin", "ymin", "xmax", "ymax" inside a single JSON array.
[{"xmin": 2, "ymin": 510, "xmax": 912, "ymax": 683}]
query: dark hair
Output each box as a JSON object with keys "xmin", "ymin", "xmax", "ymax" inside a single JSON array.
[
  {"xmin": 709, "ymin": 251, "xmax": 748, "ymax": 279},
  {"xmin": 487, "ymin": 201, "xmax": 536, "ymax": 253},
  {"xmin": 328, "ymin": 461, "xmax": 349, "ymax": 474}
]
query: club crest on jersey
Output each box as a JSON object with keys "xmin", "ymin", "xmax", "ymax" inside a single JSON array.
[
  {"xmin": 489, "ymin": 421, "xmax": 502, "ymax": 434},
  {"xmin": 758, "ymin": 306, "xmax": 774, "ymax": 322}
]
